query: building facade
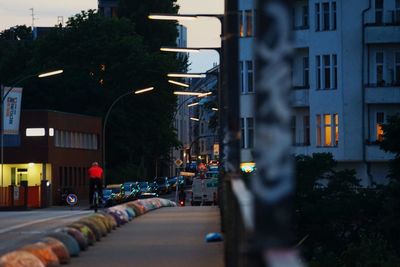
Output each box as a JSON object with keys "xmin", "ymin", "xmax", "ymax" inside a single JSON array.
[
  {"xmin": 240, "ymin": 0, "xmax": 400, "ymax": 184},
  {"xmin": 0, "ymin": 110, "xmax": 102, "ymax": 208}
]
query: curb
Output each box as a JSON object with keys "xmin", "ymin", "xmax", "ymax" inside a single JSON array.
[{"xmin": 0, "ymin": 198, "xmax": 176, "ymax": 267}]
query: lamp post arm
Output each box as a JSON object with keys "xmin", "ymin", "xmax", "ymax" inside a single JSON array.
[
  {"xmin": 2, "ymin": 74, "xmax": 36, "ymax": 102},
  {"xmin": 102, "ymin": 90, "xmax": 134, "ymax": 184}
]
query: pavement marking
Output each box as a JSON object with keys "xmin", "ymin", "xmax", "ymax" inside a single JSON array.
[{"xmin": 0, "ymin": 211, "xmax": 90, "ymax": 234}]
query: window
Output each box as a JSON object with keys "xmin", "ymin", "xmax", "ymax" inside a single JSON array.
[
  {"xmin": 315, "ymin": 3, "xmax": 321, "ymax": 31},
  {"xmin": 303, "ymin": 115, "xmax": 310, "ymax": 145},
  {"xmin": 376, "ymin": 112, "xmax": 385, "ymax": 141},
  {"xmin": 332, "ymin": 2, "xmax": 337, "ymax": 30},
  {"xmin": 324, "ymin": 114, "xmax": 332, "ymax": 146},
  {"xmin": 316, "ymin": 113, "xmax": 338, "ymax": 147},
  {"xmin": 396, "ymin": 0, "xmax": 400, "ymax": 24},
  {"xmin": 316, "ymin": 115, "xmax": 322, "ymax": 146},
  {"xmin": 323, "ymin": 3, "xmax": 330, "ymax": 30},
  {"xmin": 376, "ymin": 0, "xmax": 384, "ymax": 25},
  {"xmin": 316, "ymin": 55, "xmax": 321, "ymax": 89},
  {"xmin": 247, "ymin": 61, "xmax": 254, "ymax": 92},
  {"xmin": 324, "ymin": 55, "xmax": 331, "ymax": 89},
  {"xmin": 291, "ymin": 116, "xmax": 296, "ymax": 144},
  {"xmin": 241, "ymin": 118, "xmax": 245, "ymax": 149},
  {"xmin": 245, "ymin": 10, "xmax": 253, "ymax": 37},
  {"xmin": 334, "ymin": 114, "xmax": 339, "ymax": 146},
  {"xmin": 240, "ymin": 61, "xmax": 244, "ymax": 93},
  {"xmin": 395, "ymin": 52, "xmax": 400, "ymax": 84},
  {"xmin": 376, "ymin": 52, "xmax": 384, "ymax": 85},
  {"xmin": 239, "ymin": 12, "xmax": 244, "ymax": 37},
  {"xmin": 317, "ymin": 54, "xmax": 337, "ymax": 90},
  {"xmin": 303, "ymin": 57, "xmax": 310, "ymax": 88},
  {"xmin": 302, "ymin": 6, "xmax": 309, "ymax": 28},
  {"xmin": 247, "ymin": 118, "xmax": 254, "ymax": 148},
  {"xmin": 333, "ymin": 55, "xmax": 338, "ymax": 88}
]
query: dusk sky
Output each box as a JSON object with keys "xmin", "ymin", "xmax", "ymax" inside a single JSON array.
[{"xmin": 0, "ymin": 0, "xmax": 223, "ymax": 72}]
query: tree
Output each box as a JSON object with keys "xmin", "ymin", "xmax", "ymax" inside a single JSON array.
[{"xmin": 0, "ymin": 10, "xmax": 186, "ymax": 181}]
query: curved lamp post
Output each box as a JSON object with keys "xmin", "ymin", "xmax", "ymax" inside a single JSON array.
[
  {"xmin": 1, "ymin": 69, "xmax": 63, "ymax": 187},
  {"xmin": 102, "ymin": 87, "xmax": 154, "ymax": 185}
]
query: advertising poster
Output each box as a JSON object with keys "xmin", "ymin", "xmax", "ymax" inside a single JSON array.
[{"xmin": 3, "ymin": 87, "xmax": 23, "ymax": 135}]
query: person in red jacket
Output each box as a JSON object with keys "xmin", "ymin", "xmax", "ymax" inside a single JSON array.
[{"xmin": 88, "ymin": 161, "xmax": 104, "ymax": 207}]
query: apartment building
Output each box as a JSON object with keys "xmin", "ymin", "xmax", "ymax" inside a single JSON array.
[{"xmin": 241, "ymin": 0, "xmax": 400, "ymax": 184}]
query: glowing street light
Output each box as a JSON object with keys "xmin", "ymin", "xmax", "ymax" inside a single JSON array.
[
  {"xmin": 161, "ymin": 47, "xmax": 201, "ymax": 53},
  {"xmin": 212, "ymin": 108, "xmax": 219, "ymax": 111},
  {"xmin": 37, "ymin": 69, "xmax": 64, "ymax": 78},
  {"xmin": 168, "ymin": 73, "xmax": 207, "ymax": 78},
  {"xmin": 168, "ymin": 80, "xmax": 190, "ymax": 88},
  {"xmin": 198, "ymin": 92, "xmax": 213, "ymax": 98},
  {"xmin": 190, "ymin": 117, "xmax": 200, "ymax": 121},
  {"xmin": 134, "ymin": 87, "xmax": 154, "ymax": 94},
  {"xmin": 174, "ymin": 91, "xmax": 203, "ymax": 96},
  {"xmin": 148, "ymin": 14, "xmax": 198, "ymax": 21},
  {"xmin": 187, "ymin": 102, "xmax": 200, "ymax": 107}
]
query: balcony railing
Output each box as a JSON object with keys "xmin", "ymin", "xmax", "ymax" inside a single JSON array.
[
  {"xmin": 292, "ymin": 142, "xmax": 310, "ymax": 147},
  {"xmin": 292, "ymin": 85, "xmax": 310, "ymax": 90},
  {"xmin": 365, "ymin": 82, "xmax": 400, "ymax": 88}
]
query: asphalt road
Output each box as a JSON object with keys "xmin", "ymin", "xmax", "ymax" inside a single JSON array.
[
  {"xmin": 70, "ymin": 206, "xmax": 224, "ymax": 267},
  {"xmin": 0, "ymin": 208, "xmax": 91, "ymax": 255}
]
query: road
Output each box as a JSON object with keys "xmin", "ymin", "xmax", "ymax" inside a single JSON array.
[
  {"xmin": 0, "ymin": 208, "xmax": 91, "ymax": 255},
  {"xmin": 70, "ymin": 206, "xmax": 223, "ymax": 267}
]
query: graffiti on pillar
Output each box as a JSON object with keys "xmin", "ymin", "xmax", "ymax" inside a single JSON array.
[{"xmin": 252, "ymin": 1, "xmax": 294, "ymax": 204}]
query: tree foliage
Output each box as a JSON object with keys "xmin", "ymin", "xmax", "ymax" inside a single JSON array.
[
  {"xmin": 295, "ymin": 153, "xmax": 400, "ymax": 266},
  {"xmin": 0, "ymin": 5, "xmax": 186, "ymax": 181},
  {"xmin": 380, "ymin": 114, "xmax": 400, "ymax": 181}
]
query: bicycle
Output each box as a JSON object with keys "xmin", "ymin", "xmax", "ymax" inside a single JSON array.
[{"xmin": 92, "ymin": 184, "xmax": 102, "ymax": 213}]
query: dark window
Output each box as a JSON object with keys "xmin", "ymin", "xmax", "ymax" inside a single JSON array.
[
  {"xmin": 315, "ymin": 3, "xmax": 320, "ymax": 31},
  {"xmin": 241, "ymin": 118, "xmax": 245, "ymax": 148},
  {"xmin": 247, "ymin": 118, "xmax": 254, "ymax": 148},
  {"xmin": 323, "ymin": 3, "xmax": 330, "ymax": 30},
  {"xmin": 333, "ymin": 55, "xmax": 337, "ymax": 88},
  {"xmin": 240, "ymin": 61, "xmax": 244, "ymax": 92},
  {"xmin": 304, "ymin": 116, "xmax": 310, "ymax": 145},
  {"xmin": 291, "ymin": 116, "xmax": 296, "ymax": 144},
  {"xmin": 395, "ymin": 52, "xmax": 400, "ymax": 83},
  {"xmin": 303, "ymin": 57, "xmax": 309, "ymax": 87},
  {"xmin": 324, "ymin": 55, "xmax": 331, "ymax": 89},
  {"xmin": 59, "ymin": 167, "xmax": 63, "ymax": 186},
  {"xmin": 247, "ymin": 61, "xmax": 254, "ymax": 92},
  {"xmin": 302, "ymin": 5, "xmax": 309, "ymax": 27},
  {"xmin": 316, "ymin": 55, "xmax": 321, "ymax": 89},
  {"xmin": 376, "ymin": 0, "xmax": 384, "ymax": 24},
  {"xmin": 332, "ymin": 2, "xmax": 337, "ymax": 30}
]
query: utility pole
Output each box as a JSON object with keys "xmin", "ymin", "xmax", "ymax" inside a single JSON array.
[
  {"xmin": 253, "ymin": 0, "xmax": 304, "ymax": 266},
  {"xmin": 29, "ymin": 8, "xmax": 36, "ymax": 29}
]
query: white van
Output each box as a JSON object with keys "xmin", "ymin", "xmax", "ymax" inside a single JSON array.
[{"xmin": 191, "ymin": 175, "xmax": 218, "ymax": 206}]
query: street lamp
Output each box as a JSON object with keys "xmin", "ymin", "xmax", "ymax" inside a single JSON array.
[
  {"xmin": 173, "ymin": 91, "xmax": 203, "ymax": 96},
  {"xmin": 1, "ymin": 69, "xmax": 64, "ymax": 187},
  {"xmin": 102, "ymin": 87, "xmax": 154, "ymax": 184},
  {"xmin": 168, "ymin": 80, "xmax": 190, "ymax": 88},
  {"xmin": 168, "ymin": 73, "xmax": 206, "ymax": 78}
]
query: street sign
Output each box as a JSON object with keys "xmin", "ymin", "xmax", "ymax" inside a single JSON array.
[
  {"xmin": 66, "ymin": 194, "xmax": 78, "ymax": 206},
  {"xmin": 13, "ymin": 187, "xmax": 19, "ymax": 200},
  {"xmin": 174, "ymin": 159, "xmax": 183, "ymax": 167}
]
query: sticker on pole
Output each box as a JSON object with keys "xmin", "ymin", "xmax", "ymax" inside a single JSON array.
[{"xmin": 66, "ymin": 194, "xmax": 78, "ymax": 206}]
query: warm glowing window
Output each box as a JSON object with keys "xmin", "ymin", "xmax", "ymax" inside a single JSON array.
[
  {"xmin": 376, "ymin": 112, "xmax": 385, "ymax": 142},
  {"xmin": 324, "ymin": 114, "xmax": 332, "ymax": 146},
  {"xmin": 239, "ymin": 12, "xmax": 244, "ymax": 37}
]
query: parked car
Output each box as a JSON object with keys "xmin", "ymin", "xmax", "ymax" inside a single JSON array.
[
  {"xmin": 154, "ymin": 177, "xmax": 170, "ymax": 194},
  {"xmin": 123, "ymin": 181, "xmax": 140, "ymax": 200},
  {"xmin": 168, "ymin": 176, "xmax": 185, "ymax": 191},
  {"xmin": 136, "ymin": 181, "xmax": 151, "ymax": 194},
  {"xmin": 103, "ymin": 184, "xmax": 124, "ymax": 206},
  {"xmin": 149, "ymin": 181, "xmax": 159, "ymax": 194},
  {"xmin": 137, "ymin": 192, "xmax": 159, "ymax": 199}
]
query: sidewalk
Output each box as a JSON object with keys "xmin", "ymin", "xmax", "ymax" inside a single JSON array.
[{"xmin": 70, "ymin": 206, "xmax": 224, "ymax": 267}]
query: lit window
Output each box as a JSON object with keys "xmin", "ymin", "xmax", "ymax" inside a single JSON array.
[
  {"xmin": 26, "ymin": 128, "xmax": 45, "ymax": 137},
  {"xmin": 239, "ymin": 12, "xmax": 244, "ymax": 37},
  {"xmin": 324, "ymin": 114, "xmax": 332, "ymax": 146},
  {"xmin": 334, "ymin": 114, "xmax": 339, "ymax": 146},
  {"xmin": 49, "ymin": 128, "xmax": 54, "ymax": 137},
  {"xmin": 376, "ymin": 112, "xmax": 385, "ymax": 141}
]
